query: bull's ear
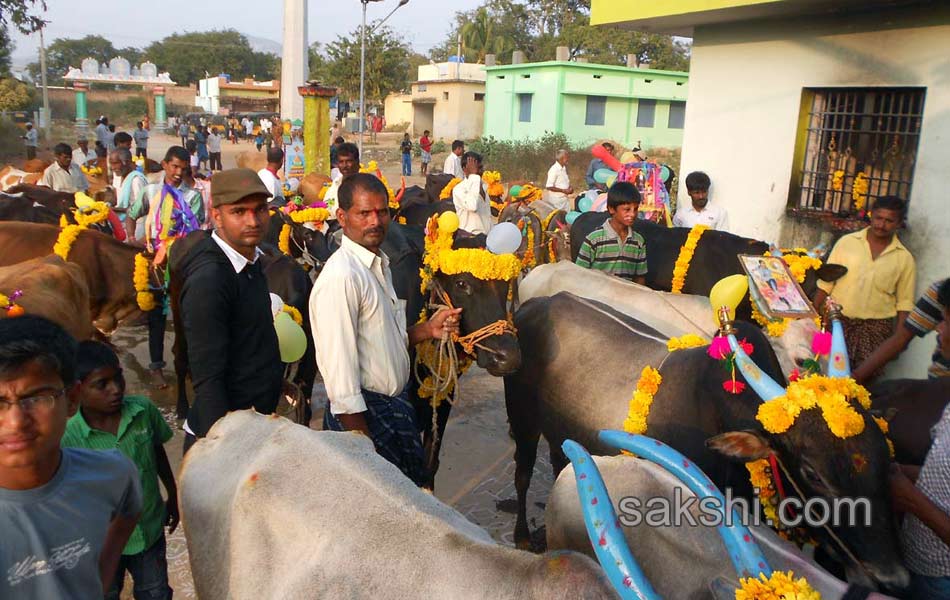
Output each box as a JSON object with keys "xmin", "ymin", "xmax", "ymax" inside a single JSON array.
[
  {"xmin": 705, "ymin": 430, "xmax": 772, "ymax": 462},
  {"xmin": 816, "ymin": 263, "xmax": 847, "ymax": 283}
]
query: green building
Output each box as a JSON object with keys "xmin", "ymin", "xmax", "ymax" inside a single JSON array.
[{"xmin": 483, "ymin": 59, "xmax": 689, "ymax": 149}]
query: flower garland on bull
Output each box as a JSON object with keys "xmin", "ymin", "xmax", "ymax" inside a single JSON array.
[
  {"xmin": 670, "ymin": 224, "xmax": 709, "ymax": 294},
  {"xmin": 482, "ymin": 170, "xmax": 507, "ymax": 214},
  {"xmin": 359, "ymin": 160, "xmax": 404, "ymax": 210},
  {"xmin": 415, "ymin": 212, "xmax": 522, "ymax": 411}
]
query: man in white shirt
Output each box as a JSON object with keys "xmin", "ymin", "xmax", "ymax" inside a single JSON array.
[
  {"xmin": 72, "ymin": 136, "xmax": 97, "ymax": 167},
  {"xmin": 442, "ymin": 140, "xmax": 464, "ymax": 179},
  {"xmin": 22, "ymin": 122, "xmax": 38, "ymax": 159},
  {"xmin": 109, "ymin": 148, "xmax": 148, "ymax": 235},
  {"xmin": 323, "ymin": 142, "xmax": 361, "ymax": 225},
  {"xmin": 95, "ymin": 117, "xmax": 111, "ymax": 149},
  {"xmin": 39, "ymin": 143, "xmax": 88, "ymax": 193},
  {"xmin": 309, "ymin": 173, "xmax": 461, "ymax": 486},
  {"xmin": 672, "ymin": 171, "xmax": 729, "ymax": 231},
  {"xmin": 256, "ymin": 147, "xmax": 285, "ymax": 207},
  {"xmin": 452, "ymin": 151, "xmax": 493, "ymax": 236},
  {"xmin": 207, "ymin": 128, "xmax": 223, "ymax": 171},
  {"xmin": 544, "ymin": 149, "xmax": 573, "ymax": 212}
]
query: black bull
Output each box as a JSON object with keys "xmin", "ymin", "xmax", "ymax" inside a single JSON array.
[{"xmin": 505, "ymin": 292, "xmax": 909, "ymax": 594}]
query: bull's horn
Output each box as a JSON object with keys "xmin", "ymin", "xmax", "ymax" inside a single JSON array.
[
  {"xmin": 827, "ymin": 309, "xmax": 851, "ymax": 378},
  {"xmin": 598, "ymin": 430, "xmax": 772, "ymax": 580},
  {"xmin": 561, "ymin": 439, "xmax": 658, "ymax": 600},
  {"xmin": 728, "ymin": 334, "xmax": 786, "ymax": 401},
  {"xmin": 768, "ymin": 244, "xmax": 783, "ymax": 257},
  {"xmin": 808, "ymin": 242, "xmax": 827, "ymax": 258}
]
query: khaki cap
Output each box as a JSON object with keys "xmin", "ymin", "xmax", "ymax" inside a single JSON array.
[{"xmin": 211, "ymin": 168, "xmax": 272, "ymax": 207}]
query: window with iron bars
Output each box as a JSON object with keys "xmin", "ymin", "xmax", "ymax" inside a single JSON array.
[{"xmin": 791, "ymin": 87, "xmax": 925, "ymax": 219}]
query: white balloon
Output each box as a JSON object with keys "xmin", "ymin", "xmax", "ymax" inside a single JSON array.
[
  {"xmin": 269, "ymin": 293, "xmax": 284, "ymax": 318},
  {"xmin": 486, "ymin": 222, "xmax": 522, "ymax": 255}
]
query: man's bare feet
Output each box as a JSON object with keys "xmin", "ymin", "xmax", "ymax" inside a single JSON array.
[{"xmin": 150, "ymin": 368, "xmax": 169, "ymax": 389}]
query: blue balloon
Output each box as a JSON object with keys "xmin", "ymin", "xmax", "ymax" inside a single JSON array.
[
  {"xmin": 660, "ymin": 166, "xmax": 671, "ymax": 182},
  {"xmin": 593, "ymin": 168, "xmax": 617, "ymax": 184},
  {"xmin": 577, "ymin": 196, "xmax": 593, "ymax": 212},
  {"xmin": 565, "ymin": 210, "xmax": 581, "ymax": 225}
]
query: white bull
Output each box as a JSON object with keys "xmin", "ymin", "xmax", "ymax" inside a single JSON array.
[
  {"xmin": 180, "ymin": 411, "xmax": 619, "ymax": 600},
  {"xmin": 547, "ymin": 455, "xmax": 897, "ymax": 600},
  {"xmin": 518, "ymin": 261, "xmax": 817, "ymax": 377}
]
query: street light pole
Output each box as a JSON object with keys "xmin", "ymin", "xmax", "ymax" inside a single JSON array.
[{"xmin": 358, "ymin": 0, "xmax": 409, "ymax": 158}]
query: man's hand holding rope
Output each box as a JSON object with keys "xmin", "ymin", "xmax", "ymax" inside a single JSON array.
[{"xmin": 409, "ymin": 307, "xmax": 463, "ymax": 345}]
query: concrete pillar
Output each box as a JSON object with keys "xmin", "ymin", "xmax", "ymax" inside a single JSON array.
[
  {"xmin": 153, "ymin": 86, "xmax": 167, "ymax": 129},
  {"xmin": 555, "ymin": 46, "xmax": 570, "ymax": 61},
  {"xmin": 74, "ymin": 82, "xmax": 89, "ymax": 131},
  {"xmin": 512, "ymin": 50, "xmax": 525, "ymax": 65},
  {"xmin": 485, "ymin": 54, "xmax": 496, "ymax": 67},
  {"xmin": 299, "ymin": 83, "xmax": 337, "ymax": 176},
  {"xmin": 626, "ymin": 54, "xmax": 638, "ymax": 68},
  {"xmin": 281, "ymin": 0, "xmax": 309, "ymax": 122}
]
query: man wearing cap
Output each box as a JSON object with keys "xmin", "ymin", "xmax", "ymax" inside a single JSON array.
[
  {"xmin": 176, "ymin": 168, "xmax": 282, "ymax": 453},
  {"xmin": 72, "ymin": 136, "xmax": 97, "ymax": 167},
  {"xmin": 126, "ymin": 146, "xmax": 204, "ymax": 388}
]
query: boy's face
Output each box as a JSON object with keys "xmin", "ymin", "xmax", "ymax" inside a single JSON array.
[
  {"xmin": 687, "ymin": 187, "xmax": 709, "ymax": 208},
  {"xmin": 608, "ymin": 202, "xmax": 639, "ymax": 227},
  {"xmin": 0, "ymin": 359, "xmax": 78, "ymax": 474},
  {"xmin": 79, "ymin": 365, "xmax": 125, "ymax": 416}
]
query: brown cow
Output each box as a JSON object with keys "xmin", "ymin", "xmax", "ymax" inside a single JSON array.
[
  {"xmin": 0, "ymin": 255, "xmax": 94, "ymax": 340},
  {"xmin": 0, "ymin": 222, "xmax": 153, "ymax": 332}
]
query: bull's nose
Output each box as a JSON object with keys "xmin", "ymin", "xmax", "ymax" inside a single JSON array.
[{"xmin": 486, "ymin": 346, "xmax": 521, "ymax": 375}]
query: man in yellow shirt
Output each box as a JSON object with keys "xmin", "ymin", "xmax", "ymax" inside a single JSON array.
[{"xmin": 814, "ymin": 196, "xmax": 916, "ymax": 375}]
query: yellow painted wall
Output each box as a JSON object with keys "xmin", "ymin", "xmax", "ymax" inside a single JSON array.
[
  {"xmin": 408, "ymin": 81, "xmax": 485, "ymax": 140},
  {"xmin": 383, "ymin": 93, "xmax": 413, "ymax": 128},
  {"xmin": 591, "ymin": 0, "xmax": 782, "ymax": 25}
]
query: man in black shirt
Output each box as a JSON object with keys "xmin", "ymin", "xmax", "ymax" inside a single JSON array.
[{"xmin": 177, "ymin": 169, "xmax": 282, "ymax": 453}]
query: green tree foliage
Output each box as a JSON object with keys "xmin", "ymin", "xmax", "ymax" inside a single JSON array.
[
  {"xmin": 144, "ymin": 30, "xmax": 277, "ymax": 85},
  {"xmin": 0, "ymin": 24, "xmax": 12, "ymax": 77},
  {"xmin": 0, "ymin": 0, "xmax": 46, "ymax": 34},
  {"xmin": 27, "ymin": 34, "xmax": 116, "ymax": 85},
  {"xmin": 310, "ymin": 25, "xmax": 411, "ymax": 104},
  {"xmin": 432, "ymin": 0, "xmax": 690, "ymax": 71},
  {"xmin": 0, "ymin": 76, "xmax": 33, "ymax": 110}
]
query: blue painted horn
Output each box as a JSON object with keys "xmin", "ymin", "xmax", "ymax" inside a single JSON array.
[
  {"xmin": 726, "ymin": 333, "xmax": 786, "ymax": 401},
  {"xmin": 599, "ymin": 430, "xmax": 772, "ymax": 580},
  {"xmin": 561, "ymin": 439, "xmax": 658, "ymax": 600},
  {"xmin": 768, "ymin": 244, "xmax": 784, "ymax": 257},
  {"xmin": 825, "ymin": 302, "xmax": 851, "ymax": 378}
]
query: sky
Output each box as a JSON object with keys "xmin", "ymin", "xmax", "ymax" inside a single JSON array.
[{"xmin": 10, "ymin": 0, "xmax": 485, "ymax": 68}]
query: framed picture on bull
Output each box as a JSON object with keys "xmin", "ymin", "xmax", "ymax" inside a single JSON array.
[{"xmin": 738, "ymin": 255, "xmax": 818, "ymax": 320}]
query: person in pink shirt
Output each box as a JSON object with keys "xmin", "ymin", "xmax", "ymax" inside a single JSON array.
[{"xmin": 419, "ymin": 130, "xmax": 433, "ymax": 176}]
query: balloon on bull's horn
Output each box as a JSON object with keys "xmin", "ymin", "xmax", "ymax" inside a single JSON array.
[
  {"xmin": 593, "ymin": 168, "xmax": 616, "ymax": 184},
  {"xmin": 274, "ymin": 311, "xmax": 307, "ymax": 363},
  {"xmin": 486, "ymin": 222, "xmax": 521, "ymax": 255},
  {"xmin": 577, "ymin": 195, "xmax": 594, "ymax": 212},
  {"xmin": 565, "ymin": 210, "xmax": 581, "ymax": 225},
  {"xmin": 508, "ymin": 184, "xmax": 523, "ymax": 199},
  {"xmin": 437, "ymin": 210, "xmax": 459, "ymax": 234},
  {"xmin": 709, "ymin": 275, "xmax": 749, "ymax": 321}
]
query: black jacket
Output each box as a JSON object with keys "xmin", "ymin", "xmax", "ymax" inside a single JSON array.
[{"xmin": 178, "ymin": 232, "xmax": 282, "ymax": 437}]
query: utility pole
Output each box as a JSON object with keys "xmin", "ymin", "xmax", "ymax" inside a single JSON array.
[
  {"xmin": 38, "ymin": 26, "xmax": 51, "ymax": 137},
  {"xmin": 456, "ymin": 32, "xmax": 462, "ymax": 79}
]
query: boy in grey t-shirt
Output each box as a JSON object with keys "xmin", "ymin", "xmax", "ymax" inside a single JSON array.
[{"xmin": 0, "ymin": 316, "xmax": 142, "ymax": 599}]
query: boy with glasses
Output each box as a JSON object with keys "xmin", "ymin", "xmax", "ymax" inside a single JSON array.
[{"xmin": 0, "ymin": 316, "xmax": 141, "ymax": 598}]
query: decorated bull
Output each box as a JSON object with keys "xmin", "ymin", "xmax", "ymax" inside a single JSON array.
[
  {"xmin": 503, "ymin": 292, "xmax": 909, "ymax": 594},
  {"xmin": 179, "ymin": 410, "xmax": 619, "ymax": 599}
]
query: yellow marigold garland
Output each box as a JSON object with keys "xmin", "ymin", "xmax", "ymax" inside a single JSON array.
[
  {"xmin": 416, "ymin": 338, "xmax": 473, "ymax": 407},
  {"xmin": 482, "ymin": 171, "xmax": 505, "ymax": 198},
  {"xmin": 439, "ymin": 178, "xmax": 462, "ymax": 200},
  {"xmin": 831, "ymin": 170, "xmax": 844, "ymax": 192},
  {"xmin": 667, "ymin": 333, "xmax": 708, "ymax": 352},
  {"xmin": 873, "ymin": 416, "xmax": 896, "ymax": 458},
  {"xmin": 73, "ymin": 201, "xmax": 110, "ymax": 228},
  {"xmin": 282, "ymin": 304, "xmax": 303, "ymax": 326},
  {"xmin": 516, "ymin": 184, "xmax": 543, "ymax": 203},
  {"xmin": 289, "ymin": 207, "xmax": 330, "ymax": 224},
  {"xmin": 359, "ymin": 161, "xmax": 398, "ymax": 208},
  {"xmin": 80, "ymin": 164, "xmax": 103, "ymax": 176},
  {"xmin": 53, "ymin": 225, "xmax": 84, "ymax": 261},
  {"xmin": 670, "ymin": 224, "xmax": 708, "ymax": 294},
  {"xmin": 852, "ymin": 171, "xmax": 869, "ymax": 212},
  {"xmin": 765, "ymin": 251, "xmax": 822, "ymax": 284},
  {"xmin": 520, "ymin": 220, "xmax": 536, "ymax": 269},
  {"xmin": 747, "ymin": 459, "xmax": 781, "ymax": 530},
  {"xmin": 132, "ymin": 253, "xmax": 156, "ymax": 311},
  {"xmin": 278, "ymin": 224, "xmax": 292, "ymax": 255},
  {"xmin": 736, "ymin": 570, "xmax": 821, "ymax": 600},
  {"xmin": 622, "ymin": 366, "xmax": 662, "ymax": 436},
  {"xmin": 755, "ymin": 374, "xmax": 871, "ymax": 439},
  {"xmin": 420, "ymin": 216, "xmax": 522, "ymax": 292}
]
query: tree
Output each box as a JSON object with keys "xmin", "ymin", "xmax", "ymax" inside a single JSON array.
[
  {"xmin": 27, "ymin": 34, "xmax": 117, "ymax": 85},
  {"xmin": 0, "ymin": 24, "xmax": 12, "ymax": 77},
  {"xmin": 0, "ymin": 0, "xmax": 46, "ymax": 34},
  {"xmin": 144, "ymin": 30, "xmax": 277, "ymax": 85},
  {"xmin": 318, "ymin": 25, "xmax": 412, "ymax": 104},
  {"xmin": 0, "ymin": 76, "xmax": 33, "ymax": 110}
]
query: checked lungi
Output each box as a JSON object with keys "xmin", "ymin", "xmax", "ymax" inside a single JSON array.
[
  {"xmin": 841, "ymin": 316, "xmax": 895, "ymax": 377},
  {"xmin": 323, "ymin": 389, "xmax": 428, "ymax": 487}
]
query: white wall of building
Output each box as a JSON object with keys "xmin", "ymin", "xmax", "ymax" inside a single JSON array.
[{"xmin": 679, "ymin": 8, "xmax": 950, "ymax": 379}]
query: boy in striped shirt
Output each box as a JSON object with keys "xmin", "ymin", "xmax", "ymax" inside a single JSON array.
[
  {"xmin": 575, "ymin": 181, "xmax": 648, "ymax": 284},
  {"xmin": 854, "ymin": 278, "xmax": 949, "ymax": 383}
]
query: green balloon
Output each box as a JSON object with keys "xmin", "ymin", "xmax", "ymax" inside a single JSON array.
[
  {"xmin": 274, "ymin": 312, "xmax": 307, "ymax": 363},
  {"xmin": 509, "ymin": 185, "xmax": 523, "ymax": 198}
]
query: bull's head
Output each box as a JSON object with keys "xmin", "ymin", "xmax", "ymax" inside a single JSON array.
[
  {"xmin": 542, "ymin": 219, "xmax": 572, "ymax": 263},
  {"xmin": 430, "ymin": 235, "xmax": 521, "ymax": 375},
  {"xmin": 706, "ymin": 310, "xmax": 909, "ymax": 594}
]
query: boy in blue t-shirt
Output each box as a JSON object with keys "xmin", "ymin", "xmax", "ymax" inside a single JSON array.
[{"xmin": 62, "ymin": 341, "xmax": 177, "ymax": 600}]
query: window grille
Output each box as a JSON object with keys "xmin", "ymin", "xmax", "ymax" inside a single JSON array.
[
  {"xmin": 518, "ymin": 93, "xmax": 532, "ymax": 122},
  {"xmin": 794, "ymin": 87, "xmax": 924, "ymax": 216},
  {"xmin": 585, "ymin": 96, "xmax": 606, "ymax": 126},
  {"xmin": 637, "ymin": 99, "xmax": 656, "ymax": 128},
  {"xmin": 668, "ymin": 101, "xmax": 686, "ymax": 129}
]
